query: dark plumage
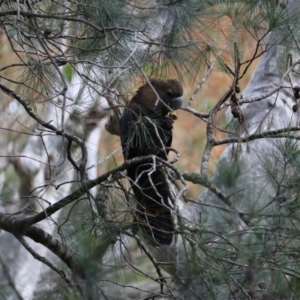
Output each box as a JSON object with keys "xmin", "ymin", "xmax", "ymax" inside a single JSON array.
[{"xmin": 120, "ymin": 79, "xmax": 183, "ymax": 245}]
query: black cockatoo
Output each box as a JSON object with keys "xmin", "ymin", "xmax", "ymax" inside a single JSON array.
[{"xmin": 120, "ymin": 79, "xmax": 183, "ymax": 245}]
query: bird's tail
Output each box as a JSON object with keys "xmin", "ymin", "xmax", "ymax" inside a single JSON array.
[{"xmin": 133, "ymin": 207, "xmax": 174, "ymax": 245}]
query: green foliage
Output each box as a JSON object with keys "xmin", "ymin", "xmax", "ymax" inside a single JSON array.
[
  {"xmin": 2, "ymin": 0, "xmax": 299, "ymax": 97},
  {"xmin": 64, "ymin": 64, "xmax": 73, "ymax": 83},
  {"xmin": 176, "ymin": 137, "xmax": 300, "ymax": 299},
  {"xmin": 3, "ymin": 0, "xmax": 300, "ymax": 299}
]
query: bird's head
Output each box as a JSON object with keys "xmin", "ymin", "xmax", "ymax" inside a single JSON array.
[{"xmin": 132, "ymin": 78, "xmax": 183, "ymax": 115}]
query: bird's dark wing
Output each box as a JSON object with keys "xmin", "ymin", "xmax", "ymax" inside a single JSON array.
[
  {"xmin": 120, "ymin": 79, "xmax": 182, "ymax": 245},
  {"xmin": 120, "ymin": 102, "xmax": 173, "ymax": 161},
  {"xmin": 120, "ymin": 103, "xmax": 175, "ymax": 245}
]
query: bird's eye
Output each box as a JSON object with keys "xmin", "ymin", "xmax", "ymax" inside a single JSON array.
[{"xmin": 167, "ymin": 89, "xmax": 173, "ymax": 96}]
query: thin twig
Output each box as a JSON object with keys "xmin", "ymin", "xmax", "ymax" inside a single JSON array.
[
  {"xmin": 16, "ymin": 235, "xmax": 73, "ymax": 288},
  {"xmin": 0, "ymin": 253, "xmax": 24, "ymax": 300},
  {"xmin": 186, "ymin": 45, "xmax": 229, "ymax": 108}
]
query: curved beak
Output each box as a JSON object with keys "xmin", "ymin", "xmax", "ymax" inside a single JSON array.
[{"xmin": 171, "ymin": 96, "xmax": 183, "ymax": 110}]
